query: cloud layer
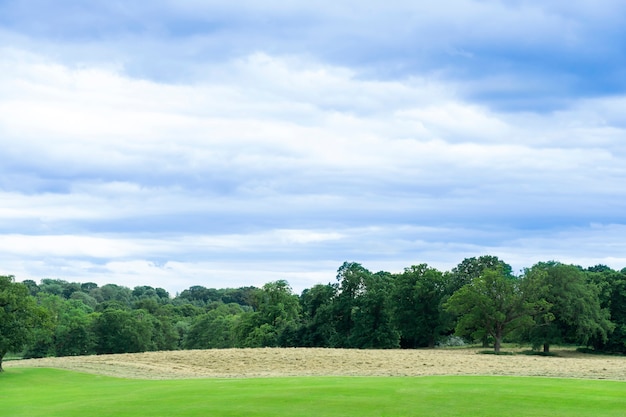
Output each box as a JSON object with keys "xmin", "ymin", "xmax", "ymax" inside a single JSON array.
[{"xmin": 1, "ymin": 1, "xmax": 626, "ymax": 293}]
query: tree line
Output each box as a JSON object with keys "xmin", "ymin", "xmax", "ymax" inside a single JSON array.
[{"xmin": 2, "ymin": 256, "xmax": 625, "ymax": 370}]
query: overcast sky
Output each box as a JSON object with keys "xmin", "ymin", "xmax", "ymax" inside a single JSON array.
[{"xmin": 2, "ymin": 1, "xmax": 626, "ymax": 294}]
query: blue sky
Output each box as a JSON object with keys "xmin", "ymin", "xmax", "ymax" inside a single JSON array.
[{"xmin": 1, "ymin": 1, "xmax": 626, "ymax": 294}]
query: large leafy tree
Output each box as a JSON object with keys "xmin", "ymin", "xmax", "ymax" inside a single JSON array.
[
  {"xmin": 253, "ymin": 280, "xmax": 301, "ymax": 329},
  {"xmin": 22, "ymin": 293, "xmax": 62, "ymax": 358},
  {"xmin": 26, "ymin": 295, "xmax": 97, "ymax": 358},
  {"xmin": 331, "ymin": 262, "xmax": 370, "ymax": 347},
  {"xmin": 38, "ymin": 279, "xmax": 82, "ymax": 299},
  {"xmin": 447, "ymin": 256, "xmax": 515, "ymax": 347},
  {"xmin": 132, "ymin": 285, "xmax": 169, "ymax": 300},
  {"xmin": 0, "ymin": 276, "xmax": 48, "ymax": 372},
  {"xmin": 299, "ymin": 283, "xmax": 337, "ymax": 347},
  {"xmin": 392, "ymin": 264, "xmax": 450, "ymax": 348},
  {"xmin": 445, "ymin": 268, "xmax": 535, "ymax": 353},
  {"xmin": 90, "ymin": 284, "xmax": 133, "ymax": 308},
  {"xmin": 148, "ymin": 306, "xmax": 180, "ymax": 351},
  {"xmin": 585, "ymin": 266, "xmax": 626, "ymax": 353},
  {"xmin": 54, "ymin": 299, "xmax": 96, "ymax": 356},
  {"xmin": 349, "ymin": 271, "xmax": 399, "ymax": 349},
  {"xmin": 91, "ymin": 308, "xmax": 156, "ymax": 354},
  {"xmin": 185, "ymin": 304, "xmax": 243, "ymax": 349},
  {"xmin": 523, "ymin": 262, "xmax": 613, "ymax": 353},
  {"xmin": 176, "ymin": 286, "xmax": 223, "ymax": 307},
  {"xmin": 332, "ymin": 263, "xmax": 399, "ymax": 348},
  {"xmin": 331, "ymin": 262, "xmax": 372, "ymax": 348},
  {"xmin": 235, "ymin": 280, "xmax": 301, "ymax": 347},
  {"xmin": 449, "ymin": 256, "xmax": 513, "ymax": 293}
]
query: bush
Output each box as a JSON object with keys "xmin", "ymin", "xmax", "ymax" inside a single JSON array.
[{"xmin": 436, "ymin": 336, "xmax": 466, "ymax": 347}]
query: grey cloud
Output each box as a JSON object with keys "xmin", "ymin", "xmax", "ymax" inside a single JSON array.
[
  {"xmin": 2, "ymin": 5, "xmax": 626, "ymax": 291},
  {"xmin": 3, "ymin": 1, "xmax": 626, "ymax": 110}
]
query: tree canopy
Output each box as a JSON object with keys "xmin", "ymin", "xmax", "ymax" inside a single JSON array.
[
  {"xmin": 0, "ymin": 276, "xmax": 47, "ymax": 371},
  {"xmin": 445, "ymin": 268, "xmax": 536, "ymax": 353},
  {"xmin": 3, "ymin": 257, "xmax": 626, "ymax": 368},
  {"xmin": 522, "ymin": 262, "xmax": 613, "ymax": 353}
]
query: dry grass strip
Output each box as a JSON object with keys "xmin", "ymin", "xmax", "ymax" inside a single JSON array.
[{"xmin": 7, "ymin": 348, "xmax": 626, "ymax": 380}]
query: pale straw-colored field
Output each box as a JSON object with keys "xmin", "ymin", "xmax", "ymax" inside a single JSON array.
[{"xmin": 8, "ymin": 347, "xmax": 626, "ymax": 380}]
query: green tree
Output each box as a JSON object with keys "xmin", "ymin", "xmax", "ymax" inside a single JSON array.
[
  {"xmin": 299, "ymin": 283, "xmax": 337, "ymax": 347},
  {"xmin": 161, "ymin": 303, "xmax": 204, "ymax": 348},
  {"xmin": 69, "ymin": 291, "xmax": 98, "ymax": 310},
  {"xmin": 331, "ymin": 263, "xmax": 399, "ymax": 348},
  {"xmin": 176, "ymin": 286, "xmax": 224, "ymax": 307},
  {"xmin": 80, "ymin": 282, "xmax": 98, "ymax": 293},
  {"xmin": 91, "ymin": 308, "xmax": 155, "ymax": 354},
  {"xmin": 523, "ymin": 262, "xmax": 614, "ymax": 353},
  {"xmin": 54, "ymin": 299, "xmax": 96, "ymax": 356},
  {"xmin": 185, "ymin": 304, "xmax": 243, "ymax": 349},
  {"xmin": 448, "ymin": 256, "xmax": 514, "ymax": 347},
  {"xmin": 445, "ymin": 268, "xmax": 534, "ymax": 353},
  {"xmin": 331, "ymin": 262, "xmax": 370, "ymax": 347},
  {"xmin": 21, "ymin": 280, "xmax": 40, "ymax": 296},
  {"xmin": 254, "ymin": 281, "xmax": 300, "ymax": 328},
  {"xmin": 235, "ymin": 280, "xmax": 301, "ymax": 347},
  {"xmin": 132, "ymin": 286, "xmax": 164, "ymax": 304},
  {"xmin": 0, "ymin": 276, "xmax": 48, "ymax": 371},
  {"xmin": 449, "ymin": 256, "xmax": 513, "ymax": 293},
  {"xmin": 392, "ymin": 264, "xmax": 450, "ymax": 348},
  {"xmin": 221, "ymin": 286, "xmax": 257, "ymax": 307},
  {"xmin": 349, "ymin": 271, "xmax": 399, "ymax": 349},
  {"xmin": 23, "ymin": 293, "xmax": 64, "ymax": 358},
  {"xmin": 90, "ymin": 284, "xmax": 133, "ymax": 308},
  {"xmin": 584, "ymin": 266, "xmax": 625, "ymax": 352},
  {"xmin": 39, "ymin": 279, "xmax": 81, "ymax": 299}
]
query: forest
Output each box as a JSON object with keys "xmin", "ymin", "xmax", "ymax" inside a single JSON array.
[{"xmin": 2, "ymin": 256, "xmax": 626, "ymax": 369}]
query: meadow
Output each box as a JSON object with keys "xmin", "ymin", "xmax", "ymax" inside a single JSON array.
[{"xmin": 5, "ymin": 348, "xmax": 626, "ymax": 416}]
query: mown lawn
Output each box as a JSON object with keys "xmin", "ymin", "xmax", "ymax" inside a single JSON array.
[{"xmin": 3, "ymin": 368, "xmax": 626, "ymax": 417}]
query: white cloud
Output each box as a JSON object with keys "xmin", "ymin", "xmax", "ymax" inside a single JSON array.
[
  {"xmin": 5, "ymin": 222, "xmax": 626, "ymax": 294},
  {"xmin": 1, "ymin": 43, "xmax": 626, "ymax": 291}
]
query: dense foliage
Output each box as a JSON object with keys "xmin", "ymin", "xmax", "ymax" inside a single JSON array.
[
  {"xmin": 3, "ymin": 256, "xmax": 626, "ymax": 360},
  {"xmin": 0, "ymin": 276, "xmax": 48, "ymax": 370}
]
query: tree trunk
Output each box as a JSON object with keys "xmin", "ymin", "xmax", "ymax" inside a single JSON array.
[
  {"xmin": 494, "ymin": 335, "xmax": 502, "ymax": 353},
  {"xmin": 0, "ymin": 356, "xmax": 4, "ymax": 373},
  {"xmin": 543, "ymin": 343, "xmax": 550, "ymax": 354}
]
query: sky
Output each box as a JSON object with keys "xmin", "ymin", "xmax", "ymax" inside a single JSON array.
[{"xmin": 1, "ymin": 1, "xmax": 626, "ymax": 295}]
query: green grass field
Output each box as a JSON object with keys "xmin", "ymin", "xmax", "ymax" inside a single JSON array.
[{"xmin": 3, "ymin": 368, "xmax": 626, "ymax": 417}]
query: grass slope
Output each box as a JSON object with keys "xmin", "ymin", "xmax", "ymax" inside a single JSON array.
[{"xmin": 4, "ymin": 368, "xmax": 626, "ymax": 417}]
